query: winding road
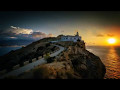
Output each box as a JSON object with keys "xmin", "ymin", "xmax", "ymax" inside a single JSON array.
[{"xmin": 0, "ymin": 45, "xmax": 64, "ymax": 79}]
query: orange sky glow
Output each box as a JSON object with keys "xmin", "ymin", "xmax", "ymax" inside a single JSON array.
[{"xmin": 59, "ymin": 25, "xmax": 120, "ymax": 46}]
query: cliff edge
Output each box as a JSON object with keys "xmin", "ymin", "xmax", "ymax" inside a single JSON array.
[{"xmin": 18, "ymin": 40, "xmax": 106, "ymax": 79}]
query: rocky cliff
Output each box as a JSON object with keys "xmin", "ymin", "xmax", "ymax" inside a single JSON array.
[{"xmin": 18, "ymin": 40, "xmax": 106, "ymax": 79}]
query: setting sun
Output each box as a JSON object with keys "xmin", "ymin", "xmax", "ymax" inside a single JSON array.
[{"xmin": 107, "ymin": 38, "xmax": 116, "ymax": 44}]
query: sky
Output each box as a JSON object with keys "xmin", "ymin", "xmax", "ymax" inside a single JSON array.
[{"xmin": 0, "ymin": 11, "xmax": 120, "ymax": 46}]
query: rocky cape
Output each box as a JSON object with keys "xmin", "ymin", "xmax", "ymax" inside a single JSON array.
[{"xmin": 18, "ymin": 40, "xmax": 106, "ymax": 79}]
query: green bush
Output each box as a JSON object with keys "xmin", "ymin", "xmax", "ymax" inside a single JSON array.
[
  {"xmin": 44, "ymin": 53, "xmax": 50, "ymax": 60},
  {"xmin": 44, "ymin": 53, "xmax": 55, "ymax": 63},
  {"xmin": 46, "ymin": 57, "xmax": 55, "ymax": 63},
  {"xmin": 45, "ymin": 43, "xmax": 50, "ymax": 47},
  {"xmin": 29, "ymin": 59, "xmax": 32, "ymax": 63}
]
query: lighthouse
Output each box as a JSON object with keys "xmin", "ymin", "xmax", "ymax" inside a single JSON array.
[
  {"xmin": 76, "ymin": 32, "xmax": 79, "ymax": 36},
  {"xmin": 61, "ymin": 32, "xmax": 81, "ymax": 42}
]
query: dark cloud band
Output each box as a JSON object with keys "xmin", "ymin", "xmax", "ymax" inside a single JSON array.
[{"xmin": 0, "ymin": 26, "xmax": 53, "ymax": 40}]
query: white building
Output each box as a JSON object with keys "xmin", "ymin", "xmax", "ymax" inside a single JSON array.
[{"xmin": 61, "ymin": 32, "xmax": 81, "ymax": 42}]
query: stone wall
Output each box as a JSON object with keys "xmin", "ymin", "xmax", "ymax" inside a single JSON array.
[
  {"xmin": 32, "ymin": 58, "xmax": 36, "ymax": 62},
  {"xmin": 38, "ymin": 56, "xmax": 42, "ymax": 60},
  {"xmin": 12, "ymin": 64, "xmax": 20, "ymax": 70},
  {"xmin": 24, "ymin": 61, "xmax": 29, "ymax": 65}
]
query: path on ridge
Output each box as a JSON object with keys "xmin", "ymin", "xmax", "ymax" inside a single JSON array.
[{"xmin": 0, "ymin": 45, "xmax": 64, "ymax": 79}]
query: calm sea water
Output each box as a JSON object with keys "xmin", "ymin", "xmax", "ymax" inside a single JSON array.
[
  {"xmin": 86, "ymin": 46, "xmax": 120, "ymax": 79},
  {"xmin": 0, "ymin": 47, "xmax": 21, "ymax": 56}
]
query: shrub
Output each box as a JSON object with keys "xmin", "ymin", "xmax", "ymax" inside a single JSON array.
[
  {"xmin": 22, "ymin": 46, "xmax": 25, "ymax": 48},
  {"xmin": 4, "ymin": 75, "xmax": 18, "ymax": 79},
  {"xmin": 33, "ymin": 66, "xmax": 50, "ymax": 79},
  {"xmin": 46, "ymin": 53, "xmax": 50, "ymax": 56},
  {"xmin": 44, "ymin": 53, "xmax": 50, "ymax": 60},
  {"xmin": 19, "ymin": 61, "xmax": 24, "ymax": 67},
  {"xmin": 46, "ymin": 57, "xmax": 55, "ymax": 63},
  {"xmin": 29, "ymin": 59, "xmax": 32, "ymax": 63},
  {"xmin": 45, "ymin": 43, "xmax": 50, "ymax": 47}
]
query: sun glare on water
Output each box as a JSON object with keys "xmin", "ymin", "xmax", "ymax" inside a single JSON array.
[{"xmin": 107, "ymin": 38, "xmax": 116, "ymax": 44}]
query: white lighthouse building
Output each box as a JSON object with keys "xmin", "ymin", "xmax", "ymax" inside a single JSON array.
[{"xmin": 61, "ymin": 32, "xmax": 81, "ymax": 42}]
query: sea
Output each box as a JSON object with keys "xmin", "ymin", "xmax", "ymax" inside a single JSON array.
[
  {"xmin": 86, "ymin": 46, "xmax": 120, "ymax": 79},
  {"xmin": 0, "ymin": 46, "xmax": 21, "ymax": 56}
]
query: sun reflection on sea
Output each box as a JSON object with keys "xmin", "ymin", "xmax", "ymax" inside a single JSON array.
[{"xmin": 104, "ymin": 46, "xmax": 120, "ymax": 79}]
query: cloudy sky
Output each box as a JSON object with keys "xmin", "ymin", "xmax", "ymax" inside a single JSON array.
[{"xmin": 0, "ymin": 11, "xmax": 120, "ymax": 46}]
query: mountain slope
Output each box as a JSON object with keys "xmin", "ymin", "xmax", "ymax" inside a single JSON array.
[{"xmin": 16, "ymin": 40, "xmax": 106, "ymax": 79}]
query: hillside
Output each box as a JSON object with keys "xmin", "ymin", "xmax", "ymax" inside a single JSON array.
[
  {"xmin": 0, "ymin": 37, "xmax": 59, "ymax": 72},
  {"xmin": 10, "ymin": 40, "xmax": 106, "ymax": 79}
]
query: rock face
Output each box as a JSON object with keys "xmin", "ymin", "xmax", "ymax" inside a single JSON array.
[{"xmin": 30, "ymin": 41, "xmax": 106, "ymax": 79}]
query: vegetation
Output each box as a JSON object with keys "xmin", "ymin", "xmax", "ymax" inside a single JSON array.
[
  {"xmin": 19, "ymin": 60, "xmax": 24, "ymax": 67},
  {"xmin": 44, "ymin": 53, "xmax": 50, "ymax": 60},
  {"xmin": 33, "ymin": 66, "xmax": 50, "ymax": 79},
  {"xmin": 4, "ymin": 75, "xmax": 18, "ymax": 79},
  {"xmin": 45, "ymin": 43, "xmax": 51, "ymax": 47},
  {"xmin": 29, "ymin": 59, "xmax": 32, "ymax": 63},
  {"xmin": 22, "ymin": 46, "xmax": 25, "ymax": 48},
  {"xmin": 43, "ymin": 53, "xmax": 56, "ymax": 63},
  {"xmin": 46, "ymin": 57, "xmax": 56, "ymax": 63},
  {"xmin": 0, "ymin": 39, "xmax": 59, "ymax": 71}
]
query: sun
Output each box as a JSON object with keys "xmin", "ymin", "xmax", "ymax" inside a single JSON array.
[{"xmin": 107, "ymin": 38, "xmax": 116, "ymax": 44}]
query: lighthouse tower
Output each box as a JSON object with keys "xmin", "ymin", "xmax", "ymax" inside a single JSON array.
[{"xmin": 76, "ymin": 32, "xmax": 79, "ymax": 36}]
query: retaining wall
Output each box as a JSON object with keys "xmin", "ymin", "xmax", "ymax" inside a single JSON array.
[
  {"xmin": 12, "ymin": 64, "xmax": 20, "ymax": 70},
  {"xmin": 24, "ymin": 61, "xmax": 29, "ymax": 65},
  {"xmin": 38, "ymin": 56, "xmax": 42, "ymax": 59},
  {"xmin": 32, "ymin": 58, "xmax": 36, "ymax": 62}
]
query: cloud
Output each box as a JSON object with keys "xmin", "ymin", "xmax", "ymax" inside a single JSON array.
[
  {"xmin": 0, "ymin": 26, "xmax": 33, "ymax": 36},
  {"xmin": 10, "ymin": 26, "xmax": 33, "ymax": 34},
  {"xmin": 0, "ymin": 26, "xmax": 53, "ymax": 41},
  {"xmin": 8, "ymin": 37, "xmax": 18, "ymax": 39},
  {"xmin": 31, "ymin": 32, "xmax": 46, "ymax": 38},
  {"xmin": 104, "ymin": 26, "xmax": 120, "ymax": 38},
  {"xmin": 48, "ymin": 33, "xmax": 53, "ymax": 37},
  {"xmin": 31, "ymin": 32, "xmax": 53, "ymax": 39},
  {"xmin": 107, "ymin": 34, "xmax": 114, "ymax": 37},
  {"xmin": 96, "ymin": 33, "xmax": 116, "ymax": 37},
  {"xmin": 10, "ymin": 26, "xmax": 18, "ymax": 29},
  {"xmin": 96, "ymin": 34, "xmax": 104, "ymax": 37}
]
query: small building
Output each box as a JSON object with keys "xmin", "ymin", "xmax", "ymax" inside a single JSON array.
[{"xmin": 61, "ymin": 32, "xmax": 81, "ymax": 42}]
